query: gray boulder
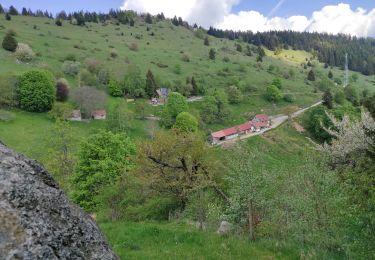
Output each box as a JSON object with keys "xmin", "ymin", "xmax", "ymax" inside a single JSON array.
[
  {"xmin": 217, "ymin": 221, "xmax": 232, "ymax": 235},
  {"xmin": 0, "ymin": 143, "xmax": 118, "ymax": 259}
]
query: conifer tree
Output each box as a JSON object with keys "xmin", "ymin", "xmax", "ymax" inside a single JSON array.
[{"xmin": 145, "ymin": 70, "xmax": 157, "ymax": 98}]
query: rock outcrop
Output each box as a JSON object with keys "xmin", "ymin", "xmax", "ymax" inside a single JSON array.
[{"xmin": 0, "ymin": 143, "xmax": 118, "ymax": 259}]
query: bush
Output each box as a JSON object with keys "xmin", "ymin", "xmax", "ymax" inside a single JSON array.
[
  {"xmin": 227, "ymin": 85, "xmax": 243, "ymax": 104},
  {"xmin": 48, "ymin": 102, "xmax": 73, "ymax": 121},
  {"xmin": 2, "ymin": 31, "xmax": 18, "ymax": 52},
  {"xmin": 271, "ymin": 78, "xmax": 282, "ymax": 89},
  {"xmin": 56, "ymin": 78, "xmax": 69, "ymax": 101},
  {"xmin": 110, "ymin": 49, "xmax": 118, "ymax": 58},
  {"xmin": 85, "ymin": 58, "xmax": 102, "ymax": 74},
  {"xmin": 15, "ymin": 43, "xmax": 35, "ymax": 62},
  {"xmin": 181, "ymin": 54, "xmax": 190, "ymax": 62},
  {"xmin": 98, "ymin": 69, "xmax": 110, "ymax": 85},
  {"xmin": 80, "ymin": 69, "xmax": 99, "ymax": 87},
  {"xmin": 55, "ymin": 19, "xmax": 62, "ymax": 26},
  {"xmin": 18, "ymin": 70, "xmax": 56, "ymax": 112},
  {"xmin": 129, "ymin": 43, "xmax": 138, "ymax": 51},
  {"xmin": 108, "ymin": 79, "xmax": 123, "ymax": 97},
  {"xmin": 266, "ymin": 85, "xmax": 282, "ymax": 102},
  {"xmin": 64, "ymin": 54, "xmax": 77, "ymax": 62},
  {"xmin": 283, "ymin": 93, "xmax": 295, "ymax": 103},
  {"xmin": 62, "ymin": 61, "xmax": 81, "ymax": 76},
  {"xmin": 333, "ymin": 90, "xmax": 345, "ymax": 105},
  {"xmin": 5, "ymin": 13, "xmax": 11, "ymax": 21}
]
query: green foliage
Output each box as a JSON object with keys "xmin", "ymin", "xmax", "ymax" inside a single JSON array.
[
  {"xmin": 79, "ymin": 69, "xmax": 99, "ymax": 87},
  {"xmin": 71, "ymin": 130, "xmax": 136, "ymax": 211},
  {"xmin": 328, "ymin": 70, "xmax": 333, "ymax": 79},
  {"xmin": 265, "ymin": 85, "xmax": 282, "ymax": 102},
  {"xmin": 107, "ymin": 101, "xmax": 134, "ymax": 133},
  {"xmin": 18, "ymin": 70, "xmax": 56, "ymax": 112},
  {"xmin": 271, "ymin": 78, "xmax": 282, "ymax": 89},
  {"xmin": 303, "ymin": 106, "xmax": 333, "ymax": 142},
  {"xmin": 173, "ymin": 112, "xmax": 198, "ymax": 132},
  {"xmin": 62, "ymin": 61, "xmax": 81, "ymax": 76},
  {"xmin": 344, "ymin": 85, "xmax": 359, "ymax": 106},
  {"xmin": 200, "ymin": 90, "xmax": 230, "ymax": 124},
  {"xmin": 2, "ymin": 31, "xmax": 18, "ymax": 52},
  {"xmin": 364, "ymin": 93, "xmax": 375, "ymax": 118},
  {"xmin": 317, "ymin": 77, "xmax": 334, "ymax": 92},
  {"xmin": 334, "ymin": 90, "xmax": 346, "ymax": 105},
  {"xmin": 204, "ymin": 36, "xmax": 209, "ymax": 46},
  {"xmin": 108, "ymin": 79, "xmax": 123, "ymax": 97},
  {"xmin": 227, "ymin": 85, "xmax": 242, "ymax": 104},
  {"xmin": 48, "ymin": 102, "xmax": 74, "ymax": 121},
  {"xmin": 123, "ymin": 65, "xmax": 145, "ymax": 97},
  {"xmin": 145, "ymin": 70, "xmax": 157, "ymax": 98},
  {"xmin": 166, "ymin": 92, "xmax": 188, "ymax": 118},
  {"xmin": 322, "ymin": 90, "xmax": 333, "ymax": 109},
  {"xmin": 307, "ymin": 69, "xmax": 316, "ymax": 81},
  {"xmin": 283, "ymin": 93, "xmax": 295, "ymax": 103},
  {"xmin": 209, "ymin": 48, "xmax": 216, "ymax": 60}
]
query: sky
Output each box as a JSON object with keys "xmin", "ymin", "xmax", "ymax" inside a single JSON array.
[{"xmin": 1, "ymin": 1, "xmax": 375, "ymax": 37}]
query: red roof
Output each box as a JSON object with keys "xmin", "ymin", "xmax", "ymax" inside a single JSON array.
[
  {"xmin": 93, "ymin": 110, "xmax": 106, "ymax": 117},
  {"xmin": 238, "ymin": 122, "xmax": 253, "ymax": 132},
  {"xmin": 254, "ymin": 114, "xmax": 269, "ymax": 122},
  {"xmin": 253, "ymin": 121, "xmax": 268, "ymax": 128},
  {"xmin": 212, "ymin": 127, "xmax": 237, "ymax": 138}
]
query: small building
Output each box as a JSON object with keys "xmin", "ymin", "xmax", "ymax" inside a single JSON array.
[
  {"xmin": 210, "ymin": 114, "xmax": 271, "ymax": 145},
  {"xmin": 92, "ymin": 110, "xmax": 106, "ymax": 120},
  {"xmin": 69, "ymin": 110, "xmax": 82, "ymax": 122},
  {"xmin": 156, "ymin": 88, "xmax": 170, "ymax": 103}
]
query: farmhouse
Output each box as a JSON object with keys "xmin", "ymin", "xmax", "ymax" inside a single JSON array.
[
  {"xmin": 69, "ymin": 110, "xmax": 82, "ymax": 121},
  {"xmin": 210, "ymin": 114, "xmax": 270, "ymax": 144},
  {"xmin": 92, "ymin": 110, "xmax": 106, "ymax": 120}
]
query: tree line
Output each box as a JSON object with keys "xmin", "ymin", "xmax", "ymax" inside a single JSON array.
[{"xmin": 207, "ymin": 28, "xmax": 375, "ymax": 75}]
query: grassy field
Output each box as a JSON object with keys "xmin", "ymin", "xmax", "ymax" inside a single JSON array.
[{"xmin": 99, "ymin": 221, "xmax": 299, "ymax": 260}]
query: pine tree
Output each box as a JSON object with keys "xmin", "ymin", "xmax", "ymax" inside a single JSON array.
[
  {"xmin": 328, "ymin": 70, "xmax": 333, "ymax": 79},
  {"xmin": 204, "ymin": 37, "xmax": 209, "ymax": 46},
  {"xmin": 0, "ymin": 4, "xmax": 4, "ymax": 14},
  {"xmin": 322, "ymin": 90, "xmax": 333, "ymax": 109},
  {"xmin": 5, "ymin": 13, "xmax": 11, "ymax": 21},
  {"xmin": 8, "ymin": 5, "xmax": 18, "ymax": 15},
  {"xmin": 209, "ymin": 48, "xmax": 216, "ymax": 60},
  {"xmin": 21, "ymin": 7, "xmax": 28, "ymax": 16},
  {"xmin": 145, "ymin": 13, "xmax": 152, "ymax": 24},
  {"xmin": 145, "ymin": 70, "xmax": 157, "ymax": 98},
  {"xmin": 307, "ymin": 70, "xmax": 316, "ymax": 81},
  {"xmin": 191, "ymin": 77, "xmax": 198, "ymax": 96},
  {"xmin": 2, "ymin": 31, "xmax": 18, "ymax": 52}
]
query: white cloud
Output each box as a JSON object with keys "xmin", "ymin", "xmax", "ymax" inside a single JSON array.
[
  {"xmin": 120, "ymin": 1, "xmax": 375, "ymax": 37},
  {"xmin": 217, "ymin": 3, "xmax": 375, "ymax": 37},
  {"xmin": 120, "ymin": 0, "xmax": 239, "ymax": 27}
]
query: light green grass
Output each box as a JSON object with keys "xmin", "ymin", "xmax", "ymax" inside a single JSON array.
[{"xmin": 99, "ymin": 221, "xmax": 298, "ymax": 260}]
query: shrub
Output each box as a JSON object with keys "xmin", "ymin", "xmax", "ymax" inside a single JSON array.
[
  {"xmin": 181, "ymin": 54, "xmax": 190, "ymax": 62},
  {"xmin": 98, "ymin": 69, "xmax": 110, "ymax": 85},
  {"xmin": 223, "ymin": 56, "xmax": 230, "ymax": 62},
  {"xmin": 110, "ymin": 49, "xmax": 118, "ymax": 58},
  {"xmin": 266, "ymin": 85, "xmax": 282, "ymax": 102},
  {"xmin": 48, "ymin": 102, "xmax": 73, "ymax": 121},
  {"xmin": 334, "ymin": 90, "xmax": 346, "ymax": 105},
  {"xmin": 272, "ymin": 78, "xmax": 282, "ymax": 89},
  {"xmin": 64, "ymin": 54, "xmax": 77, "ymax": 61},
  {"xmin": 108, "ymin": 79, "xmax": 123, "ymax": 97},
  {"xmin": 55, "ymin": 19, "xmax": 62, "ymax": 26},
  {"xmin": 227, "ymin": 85, "xmax": 243, "ymax": 104},
  {"xmin": 85, "ymin": 58, "xmax": 102, "ymax": 74},
  {"xmin": 283, "ymin": 93, "xmax": 295, "ymax": 103},
  {"xmin": 2, "ymin": 31, "xmax": 18, "ymax": 52},
  {"xmin": 62, "ymin": 61, "xmax": 81, "ymax": 76},
  {"xmin": 18, "ymin": 70, "xmax": 56, "ymax": 112},
  {"xmin": 56, "ymin": 78, "xmax": 69, "ymax": 101},
  {"xmin": 15, "ymin": 43, "xmax": 35, "ymax": 62},
  {"xmin": 209, "ymin": 48, "xmax": 216, "ymax": 60},
  {"xmin": 5, "ymin": 13, "xmax": 11, "ymax": 21},
  {"xmin": 129, "ymin": 43, "xmax": 138, "ymax": 51},
  {"xmin": 80, "ymin": 69, "xmax": 99, "ymax": 87},
  {"xmin": 173, "ymin": 64, "xmax": 181, "ymax": 75}
]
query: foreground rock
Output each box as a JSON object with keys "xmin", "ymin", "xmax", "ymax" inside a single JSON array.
[{"xmin": 0, "ymin": 143, "xmax": 118, "ymax": 259}]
